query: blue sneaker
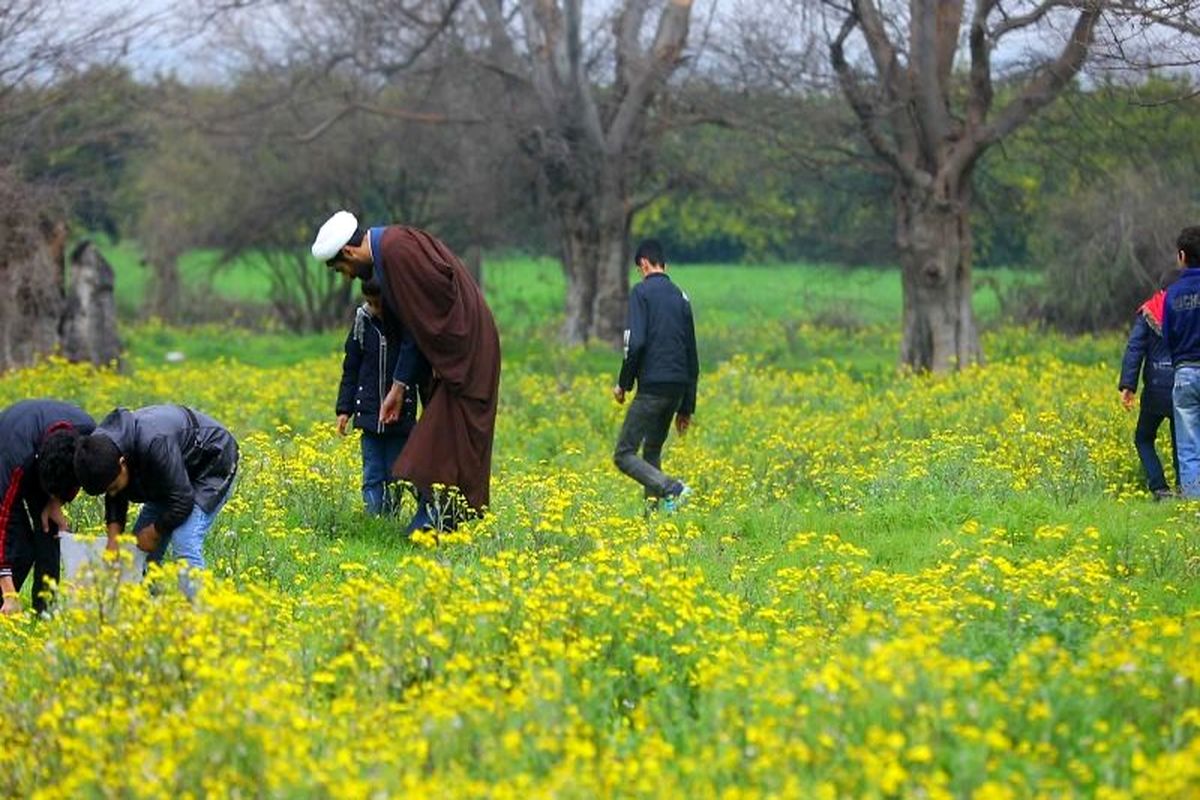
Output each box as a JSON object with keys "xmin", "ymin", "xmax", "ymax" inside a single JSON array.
[
  {"xmin": 663, "ymin": 482, "xmax": 692, "ymax": 512},
  {"xmin": 405, "ymin": 503, "xmax": 435, "ymax": 534}
]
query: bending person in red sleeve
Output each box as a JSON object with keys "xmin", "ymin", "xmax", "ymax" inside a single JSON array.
[
  {"xmin": 313, "ymin": 211, "xmax": 501, "ymax": 533},
  {"xmin": 0, "ymin": 399, "xmax": 96, "ymax": 614}
]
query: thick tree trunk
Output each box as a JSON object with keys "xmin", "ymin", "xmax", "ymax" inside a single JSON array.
[
  {"xmin": 588, "ymin": 195, "xmax": 631, "ymax": 346},
  {"xmin": 0, "ymin": 218, "xmax": 66, "ymax": 372},
  {"xmin": 558, "ymin": 172, "xmax": 630, "ymax": 347},
  {"xmin": 896, "ymin": 185, "xmax": 981, "ymax": 372}
]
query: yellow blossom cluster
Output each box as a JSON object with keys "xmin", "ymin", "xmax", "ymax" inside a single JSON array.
[{"xmin": 0, "ymin": 325, "xmax": 1194, "ymax": 798}]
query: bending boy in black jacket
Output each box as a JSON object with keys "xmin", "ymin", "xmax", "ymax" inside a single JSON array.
[
  {"xmin": 74, "ymin": 405, "xmax": 238, "ymax": 585},
  {"xmin": 0, "ymin": 400, "xmax": 95, "ymax": 614},
  {"xmin": 336, "ymin": 280, "xmax": 423, "ymax": 514},
  {"xmin": 612, "ymin": 239, "xmax": 699, "ymax": 507}
]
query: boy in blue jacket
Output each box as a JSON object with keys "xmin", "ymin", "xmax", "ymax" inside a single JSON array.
[
  {"xmin": 336, "ymin": 281, "xmax": 423, "ymax": 515},
  {"xmin": 612, "ymin": 240, "xmax": 699, "ymax": 509},
  {"xmin": 1119, "ymin": 269, "xmax": 1181, "ymax": 499},
  {"xmin": 1164, "ymin": 226, "xmax": 1200, "ymax": 498}
]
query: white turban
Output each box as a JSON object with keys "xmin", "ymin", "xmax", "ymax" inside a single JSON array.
[{"xmin": 311, "ymin": 210, "xmax": 359, "ymax": 261}]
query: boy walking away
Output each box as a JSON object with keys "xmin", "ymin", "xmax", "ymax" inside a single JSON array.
[
  {"xmin": 74, "ymin": 405, "xmax": 238, "ymax": 595},
  {"xmin": 1120, "ymin": 269, "xmax": 1181, "ymax": 500},
  {"xmin": 1165, "ymin": 226, "xmax": 1200, "ymax": 498},
  {"xmin": 612, "ymin": 239, "xmax": 699, "ymax": 509},
  {"xmin": 0, "ymin": 400, "xmax": 95, "ymax": 614},
  {"xmin": 336, "ymin": 280, "xmax": 421, "ymax": 515}
]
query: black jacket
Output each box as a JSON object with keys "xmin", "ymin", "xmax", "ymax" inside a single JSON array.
[
  {"xmin": 617, "ymin": 273, "xmax": 700, "ymax": 415},
  {"xmin": 1120, "ymin": 313, "xmax": 1174, "ymax": 411},
  {"xmin": 0, "ymin": 400, "xmax": 95, "ymax": 576},
  {"xmin": 336, "ymin": 305, "xmax": 419, "ymax": 435},
  {"xmin": 95, "ymin": 405, "xmax": 238, "ymax": 535}
]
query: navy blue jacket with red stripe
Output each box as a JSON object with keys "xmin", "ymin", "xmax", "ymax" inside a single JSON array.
[{"xmin": 0, "ymin": 400, "xmax": 96, "ymax": 577}]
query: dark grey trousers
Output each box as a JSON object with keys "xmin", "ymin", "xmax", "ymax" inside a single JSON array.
[{"xmin": 614, "ymin": 390, "xmax": 683, "ymax": 496}]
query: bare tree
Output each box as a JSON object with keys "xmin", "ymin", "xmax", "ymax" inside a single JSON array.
[
  {"xmin": 0, "ymin": 0, "xmax": 147, "ymax": 369},
  {"xmin": 476, "ymin": 0, "xmax": 695, "ymax": 345},
  {"xmin": 803, "ymin": 0, "xmax": 1200, "ymax": 371}
]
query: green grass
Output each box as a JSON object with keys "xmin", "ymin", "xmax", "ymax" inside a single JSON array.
[
  {"xmin": 92, "ymin": 238, "xmax": 1034, "ymax": 372},
  {"xmin": 1, "ymin": 244, "xmax": 1193, "ymax": 797}
]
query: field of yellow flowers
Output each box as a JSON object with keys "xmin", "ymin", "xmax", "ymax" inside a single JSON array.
[{"xmin": 0, "ymin": 321, "xmax": 1197, "ymax": 799}]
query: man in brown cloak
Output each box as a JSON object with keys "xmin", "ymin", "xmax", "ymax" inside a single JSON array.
[{"xmin": 312, "ymin": 211, "xmax": 500, "ymax": 530}]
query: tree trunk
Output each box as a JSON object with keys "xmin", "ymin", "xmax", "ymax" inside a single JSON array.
[
  {"xmin": 558, "ymin": 170, "xmax": 630, "ymax": 347},
  {"xmin": 896, "ymin": 184, "xmax": 981, "ymax": 372},
  {"xmin": 145, "ymin": 255, "xmax": 182, "ymax": 319},
  {"xmin": 0, "ymin": 219, "xmax": 66, "ymax": 372},
  {"xmin": 62, "ymin": 240, "xmax": 121, "ymax": 366}
]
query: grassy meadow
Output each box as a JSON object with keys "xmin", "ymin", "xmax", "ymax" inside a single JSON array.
[{"xmin": 0, "ymin": 249, "xmax": 1195, "ymax": 798}]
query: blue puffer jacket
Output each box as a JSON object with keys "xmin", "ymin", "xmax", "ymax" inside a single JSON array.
[
  {"xmin": 336, "ymin": 305, "xmax": 418, "ymax": 435},
  {"xmin": 1120, "ymin": 303, "xmax": 1174, "ymax": 412}
]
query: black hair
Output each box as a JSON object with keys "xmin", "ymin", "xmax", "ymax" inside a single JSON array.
[
  {"xmin": 362, "ymin": 279, "xmax": 382, "ymax": 297},
  {"xmin": 38, "ymin": 428, "xmax": 82, "ymax": 500},
  {"xmin": 634, "ymin": 239, "xmax": 666, "ymax": 268},
  {"xmin": 1160, "ymin": 267, "xmax": 1183, "ymax": 290},
  {"xmin": 73, "ymin": 435, "xmax": 123, "ymax": 496},
  {"xmin": 1178, "ymin": 226, "xmax": 1200, "ymax": 267}
]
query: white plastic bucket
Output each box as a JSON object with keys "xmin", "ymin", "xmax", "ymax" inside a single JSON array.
[{"xmin": 59, "ymin": 532, "xmax": 146, "ymax": 583}]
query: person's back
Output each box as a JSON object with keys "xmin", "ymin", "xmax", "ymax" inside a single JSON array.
[
  {"xmin": 1167, "ymin": 271, "xmax": 1200, "ymax": 369},
  {"xmin": 623, "ymin": 274, "xmax": 699, "ymax": 392},
  {"xmin": 1164, "ymin": 225, "xmax": 1200, "ymax": 498},
  {"xmin": 612, "ymin": 239, "xmax": 699, "ymax": 508},
  {"xmin": 1120, "ymin": 278, "xmax": 1180, "ymax": 498},
  {"xmin": 0, "ymin": 399, "xmax": 95, "ymax": 614},
  {"xmin": 75, "ymin": 404, "xmax": 239, "ymax": 581},
  {"xmin": 91, "ymin": 405, "xmax": 237, "ymax": 509}
]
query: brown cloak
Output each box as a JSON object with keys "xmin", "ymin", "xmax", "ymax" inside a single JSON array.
[{"xmin": 374, "ymin": 226, "xmax": 500, "ymax": 512}]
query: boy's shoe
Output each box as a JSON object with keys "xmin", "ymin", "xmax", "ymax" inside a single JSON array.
[
  {"xmin": 1153, "ymin": 488, "xmax": 1178, "ymax": 502},
  {"xmin": 405, "ymin": 503, "xmax": 435, "ymax": 534},
  {"xmin": 663, "ymin": 482, "xmax": 692, "ymax": 512}
]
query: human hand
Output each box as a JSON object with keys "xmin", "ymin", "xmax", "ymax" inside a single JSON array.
[
  {"xmin": 135, "ymin": 525, "xmax": 161, "ymax": 554},
  {"xmin": 1, "ymin": 595, "xmax": 22, "ymax": 616},
  {"xmin": 41, "ymin": 496, "xmax": 68, "ymax": 534},
  {"xmin": 612, "ymin": 386, "xmax": 626, "ymax": 404},
  {"xmin": 381, "ymin": 384, "xmax": 405, "ymax": 424},
  {"xmin": 336, "ymin": 414, "xmax": 350, "ymax": 436},
  {"xmin": 675, "ymin": 414, "xmax": 691, "ymax": 435},
  {"xmin": 1120, "ymin": 389, "xmax": 1135, "ymax": 410}
]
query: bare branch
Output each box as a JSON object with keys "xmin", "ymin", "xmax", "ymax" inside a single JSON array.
[
  {"xmin": 909, "ymin": 0, "xmax": 956, "ymax": 159},
  {"xmin": 979, "ymin": 4, "xmax": 1102, "ymax": 148},
  {"xmin": 966, "ymin": 0, "xmax": 1000, "ymax": 130},
  {"xmin": 830, "ymin": 11, "xmax": 930, "ymax": 189},
  {"xmin": 607, "ymin": 0, "xmax": 693, "ymax": 153},
  {"xmin": 991, "ymin": 0, "xmax": 1079, "ymax": 39}
]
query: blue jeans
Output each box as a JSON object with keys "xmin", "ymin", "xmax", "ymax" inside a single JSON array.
[
  {"xmin": 361, "ymin": 431, "xmax": 408, "ymax": 515},
  {"xmin": 1134, "ymin": 401, "xmax": 1178, "ymax": 493},
  {"xmin": 133, "ymin": 492, "xmax": 230, "ymax": 570},
  {"xmin": 1173, "ymin": 366, "xmax": 1200, "ymax": 497}
]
